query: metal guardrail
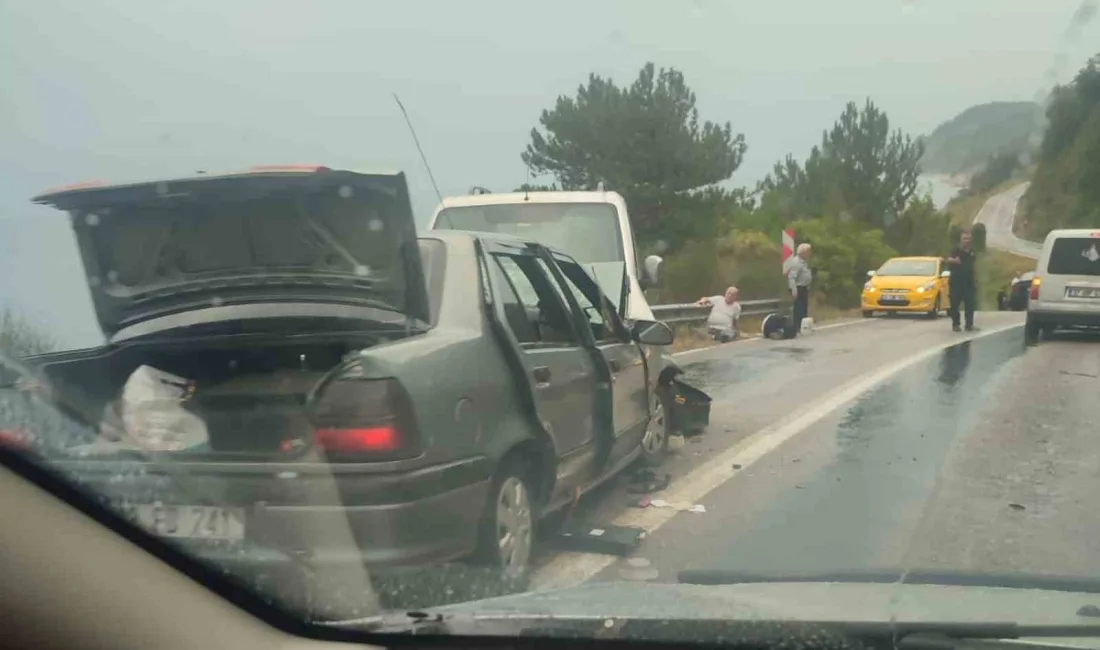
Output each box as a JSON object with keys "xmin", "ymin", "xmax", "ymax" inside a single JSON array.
[{"xmin": 651, "ymin": 298, "xmax": 783, "ymax": 324}]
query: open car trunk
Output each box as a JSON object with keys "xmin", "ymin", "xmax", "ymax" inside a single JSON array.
[
  {"xmin": 33, "ymin": 167, "xmax": 429, "ymax": 340},
  {"xmin": 26, "ymin": 326, "xmax": 389, "ymax": 460}
]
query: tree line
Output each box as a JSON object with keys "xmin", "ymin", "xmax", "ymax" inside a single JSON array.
[
  {"xmin": 518, "ymin": 62, "xmax": 958, "ymax": 308},
  {"xmin": 1020, "ymin": 54, "xmax": 1100, "ymax": 238}
]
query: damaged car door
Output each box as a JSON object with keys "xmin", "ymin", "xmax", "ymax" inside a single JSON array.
[
  {"xmin": 480, "ymin": 240, "xmax": 604, "ymax": 499},
  {"xmin": 537, "ymin": 253, "xmax": 653, "ymax": 468}
]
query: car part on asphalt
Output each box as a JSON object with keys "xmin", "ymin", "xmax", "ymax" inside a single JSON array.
[{"xmin": 551, "ymin": 521, "xmax": 646, "ymax": 556}]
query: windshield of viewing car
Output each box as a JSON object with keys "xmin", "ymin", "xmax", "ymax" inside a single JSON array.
[
  {"xmin": 876, "ymin": 259, "xmax": 938, "ymax": 277},
  {"xmin": 433, "ymin": 203, "xmax": 625, "ymax": 265},
  {"xmin": 4, "ymin": 0, "xmax": 1100, "ymax": 644}
]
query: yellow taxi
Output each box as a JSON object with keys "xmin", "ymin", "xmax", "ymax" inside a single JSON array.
[{"xmin": 861, "ymin": 256, "xmax": 951, "ymax": 318}]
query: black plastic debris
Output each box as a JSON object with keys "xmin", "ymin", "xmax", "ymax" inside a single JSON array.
[
  {"xmin": 1009, "ymin": 503, "xmax": 1026, "ymax": 511},
  {"xmin": 627, "ymin": 468, "xmax": 671, "ymax": 493},
  {"xmin": 552, "ymin": 521, "xmax": 646, "ymax": 556},
  {"xmin": 670, "ymin": 378, "xmax": 711, "ymax": 436}
]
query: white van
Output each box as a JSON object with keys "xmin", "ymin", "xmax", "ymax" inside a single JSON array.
[
  {"xmin": 1025, "ymin": 228, "xmax": 1100, "ymax": 343},
  {"xmin": 428, "ymin": 190, "xmax": 662, "ymax": 321}
]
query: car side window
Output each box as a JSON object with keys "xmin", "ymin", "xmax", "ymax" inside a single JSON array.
[
  {"xmin": 490, "ymin": 254, "xmax": 578, "ymax": 346},
  {"xmin": 553, "ymin": 258, "xmax": 629, "ymax": 343}
]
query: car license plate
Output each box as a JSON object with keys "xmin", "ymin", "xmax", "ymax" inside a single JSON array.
[
  {"xmin": 120, "ymin": 504, "xmax": 245, "ymax": 541},
  {"xmin": 1067, "ymin": 287, "xmax": 1100, "ymax": 299},
  {"xmin": 881, "ymin": 295, "xmax": 905, "ymax": 302}
]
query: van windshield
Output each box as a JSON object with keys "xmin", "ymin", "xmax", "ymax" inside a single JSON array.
[
  {"xmin": 433, "ymin": 203, "xmax": 624, "ymax": 264},
  {"xmin": 1047, "ymin": 238, "xmax": 1100, "ymax": 276}
]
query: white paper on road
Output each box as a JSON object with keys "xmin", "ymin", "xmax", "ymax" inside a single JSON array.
[{"xmin": 647, "ymin": 499, "xmax": 705, "ymax": 513}]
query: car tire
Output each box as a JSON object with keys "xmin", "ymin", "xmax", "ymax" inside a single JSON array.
[
  {"xmin": 640, "ymin": 387, "xmax": 671, "ymax": 466},
  {"xmin": 927, "ymin": 295, "xmax": 941, "ymax": 319},
  {"xmin": 474, "ymin": 458, "xmax": 536, "ymax": 581},
  {"xmin": 862, "ymin": 310, "xmax": 874, "ymax": 318},
  {"xmin": 1025, "ymin": 315, "xmax": 1041, "ymax": 345}
]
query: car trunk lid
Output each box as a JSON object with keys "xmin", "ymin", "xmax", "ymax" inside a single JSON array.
[{"xmin": 33, "ymin": 167, "xmax": 429, "ymax": 339}]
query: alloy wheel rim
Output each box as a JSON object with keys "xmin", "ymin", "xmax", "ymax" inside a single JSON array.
[
  {"xmin": 496, "ymin": 477, "xmax": 532, "ymax": 575},
  {"xmin": 642, "ymin": 396, "xmax": 666, "ymax": 454}
]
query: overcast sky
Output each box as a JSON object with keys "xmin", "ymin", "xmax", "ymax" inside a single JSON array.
[{"xmin": 1, "ymin": 0, "xmax": 1097, "ymax": 348}]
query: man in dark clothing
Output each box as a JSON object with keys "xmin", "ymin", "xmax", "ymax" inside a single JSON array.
[{"xmin": 946, "ymin": 231, "xmax": 978, "ymax": 332}]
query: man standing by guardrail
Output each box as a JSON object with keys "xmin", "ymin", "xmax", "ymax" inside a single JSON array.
[
  {"xmin": 785, "ymin": 243, "xmax": 813, "ymax": 339},
  {"xmin": 695, "ymin": 286, "xmax": 742, "ymax": 342}
]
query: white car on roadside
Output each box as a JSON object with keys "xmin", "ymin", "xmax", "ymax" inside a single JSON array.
[{"xmin": 1025, "ymin": 229, "xmax": 1100, "ymax": 343}]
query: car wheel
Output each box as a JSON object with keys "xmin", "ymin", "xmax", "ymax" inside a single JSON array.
[
  {"xmin": 862, "ymin": 310, "xmax": 874, "ymax": 318},
  {"xmin": 475, "ymin": 459, "xmax": 535, "ymax": 580},
  {"xmin": 1025, "ymin": 315, "xmax": 1041, "ymax": 345},
  {"xmin": 640, "ymin": 387, "xmax": 671, "ymax": 466},
  {"xmin": 927, "ymin": 295, "xmax": 941, "ymax": 319}
]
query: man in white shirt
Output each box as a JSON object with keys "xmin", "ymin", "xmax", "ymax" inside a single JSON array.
[
  {"xmin": 695, "ymin": 286, "xmax": 742, "ymax": 342},
  {"xmin": 785, "ymin": 243, "xmax": 813, "ymax": 339}
]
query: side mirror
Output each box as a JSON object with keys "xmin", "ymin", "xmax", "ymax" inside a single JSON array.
[
  {"xmin": 941, "ymin": 270, "xmax": 951, "ymax": 278},
  {"xmin": 631, "ymin": 319, "xmax": 674, "ymax": 346},
  {"xmin": 643, "ymin": 255, "xmax": 663, "ymax": 287},
  {"xmin": 866, "ymin": 270, "xmax": 876, "ymax": 277}
]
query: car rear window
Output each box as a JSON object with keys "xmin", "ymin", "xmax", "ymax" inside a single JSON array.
[{"xmin": 1047, "ymin": 237, "xmax": 1100, "ymax": 276}]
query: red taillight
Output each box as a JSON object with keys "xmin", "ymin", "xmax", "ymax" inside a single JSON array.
[
  {"xmin": 314, "ymin": 426, "xmax": 400, "ymax": 453},
  {"xmin": 308, "ymin": 379, "xmax": 420, "ymax": 460},
  {"xmin": 1030, "ymin": 277, "xmax": 1042, "ymax": 300},
  {"xmin": 0, "ymin": 428, "xmax": 33, "ymax": 451}
]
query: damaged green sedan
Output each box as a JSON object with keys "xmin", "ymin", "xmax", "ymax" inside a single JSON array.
[{"xmin": 13, "ymin": 166, "xmax": 706, "ymax": 592}]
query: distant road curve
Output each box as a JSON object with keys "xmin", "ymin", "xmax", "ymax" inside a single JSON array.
[{"xmin": 973, "ymin": 182, "xmax": 1042, "ymax": 259}]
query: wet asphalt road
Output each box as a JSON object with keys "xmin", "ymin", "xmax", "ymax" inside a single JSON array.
[
  {"xmin": 975, "ymin": 182, "xmax": 1042, "ymax": 259},
  {"xmin": 535, "ymin": 312, "xmax": 1100, "ymax": 588}
]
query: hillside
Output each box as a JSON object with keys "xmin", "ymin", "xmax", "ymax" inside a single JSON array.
[
  {"xmin": 920, "ymin": 101, "xmax": 1042, "ymax": 175},
  {"xmin": 1018, "ymin": 55, "xmax": 1100, "ymax": 239}
]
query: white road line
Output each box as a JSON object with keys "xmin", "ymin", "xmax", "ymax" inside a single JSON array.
[{"xmin": 533, "ymin": 321, "xmax": 1022, "ymax": 590}]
